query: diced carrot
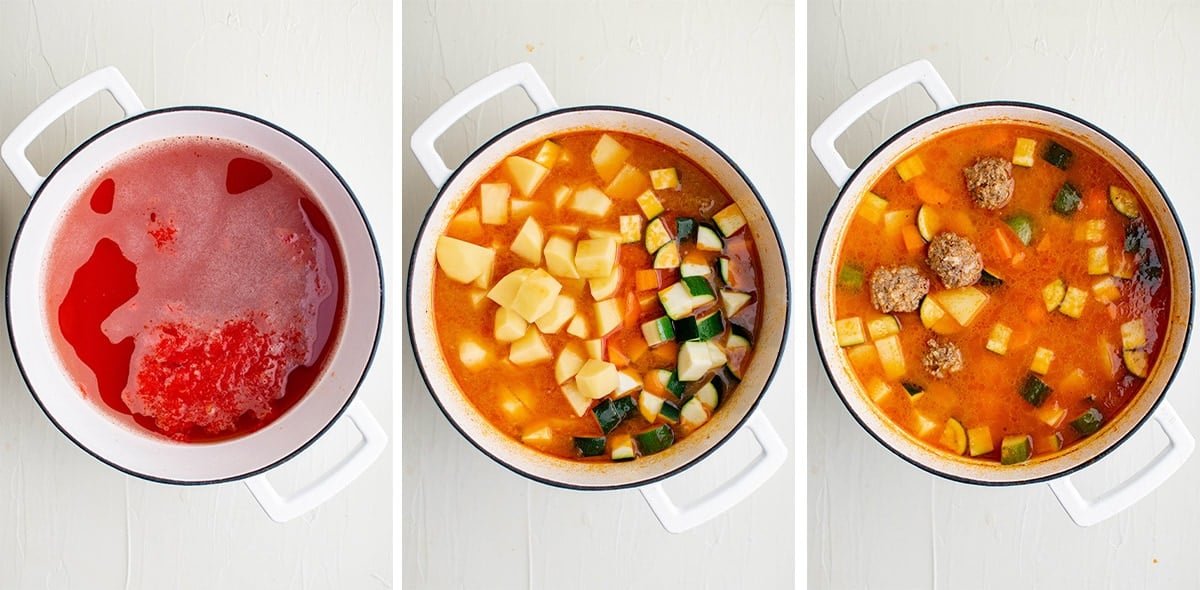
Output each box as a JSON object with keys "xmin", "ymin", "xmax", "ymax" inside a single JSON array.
[
  {"xmin": 635, "ymin": 269, "xmax": 661, "ymax": 291},
  {"xmin": 608, "ymin": 342, "xmax": 629, "ymax": 368},
  {"xmin": 1035, "ymin": 235, "xmax": 1052, "ymax": 253},
  {"xmin": 623, "ymin": 291, "xmax": 641, "ymax": 329},
  {"xmin": 993, "ymin": 227, "xmax": 1014, "ymax": 260},
  {"xmin": 901, "ymin": 225, "xmax": 924, "ymax": 253},
  {"xmin": 644, "ymin": 370, "xmax": 667, "ymax": 396},
  {"xmin": 1082, "ymin": 186, "xmax": 1107, "ymax": 214},
  {"xmin": 625, "ymin": 334, "xmax": 650, "ymax": 363},
  {"xmin": 1012, "ymin": 251, "xmax": 1026, "ymax": 266},
  {"xmin": 639, "ymin": 292, "xmax": 660, "ymax": 313},
  {"xmin": 912, "ymin": 177, "xmax": 952, "ymax": 205},
  {"xmin": 652, "ymin": 340, "xmax": 679, "ymax": 363}
]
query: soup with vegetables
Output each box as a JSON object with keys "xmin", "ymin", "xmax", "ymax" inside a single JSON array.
[
  {"xmin": 432, "ymin": 131, "xmax": 761, "ymax": 462},
  {"xmin": 832, "ymin": 123, "xmax": 1170, "ymax": 465}
]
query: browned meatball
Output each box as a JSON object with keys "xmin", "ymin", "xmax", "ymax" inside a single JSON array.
[
  {"xmin": 963, "ymin": 156, "xmax": 1014, "ymax": 209},
  {"xmin": 927, "ymin": 232, "xmax": 982, "ymax": 288},
  {"xmin": 869, "ymin": 265, "xmax": 929, "ymax": 313},
  {"xmin": 923, "ymin": 338, "xmax": 963, "ymax": 378}
]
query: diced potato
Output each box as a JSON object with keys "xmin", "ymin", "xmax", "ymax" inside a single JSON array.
[
  {"xmin": 896, "ymin": 154, "xmax": 925, "ymax": 181},
  {"xmin": 533, "ymin": 140, "xmax": 563, "ymax": 168},
  {"xmin": 866, "ymin": 315, "xmax": 901, "ymax": 340},
  {"xmin": 467, "ymin": 288, "xmax": 489, "ymax": 309},
  {"xmin": 552, "ymin": 185, "xmax": 573, "ymax": 210},
  {"xmin": 1034, "ymin": 402, "xmax": 1067, "ymax": 428},
  {"xmin": 555, "ymin": 341, "xmax": 588, "ymax": 384},
  {"xmin": 1121, "ymin": 319, "xmax": 1147, "ymax": 350},
  {"xmin": 649, "ymin": 167, "xmax": 680, "ymax": 190},
  {"xmin": 570, "ymin": 184, "xmax": 613, "ymax": 218},
  {"xmin": 560, "ymin": 381, "xmax": 592, "ymax": 417},
  {"xmin": 858, "ymin": 192, "xmax": 889, "ymax": 225},
  {"xmin": 510, "ymin": 216, "xmax": 545, "ymax": 265},
  {"xmin": 496, "ymin": 386, "xmax": 531, "ymax": 423},
  {"xmin": 986, "ymin": 323, "xmax": 1013, "ymax": 355},
  {"xmin": 1124, "ymin": 349, "xmax": 1149, "ymax": 378},
  {"xmin": 1112, "ymin": 253, "xmax": 1137, "ymax": 279},
  {"xmin": 458, "ymin": 339, "xmax": 490, "ymax": 371},
  {"xmin": 509, "ymin": 327, "xmax": 553, "ymax": 366},
  {"xmin": 1098, "ymin": 337, "xmax": 1119, "ymax": 377},
  {"xmin": 604, "ymin": 163, "xmax": 651, "ymax": 201},
  {"xmin": 494, "ymin": 307, "xmax": 528, "ymax": 343},
  {"xmin": 1092, "ymin": 277, "xmax": 1122, "ymax": 304},
  {"xmin": 914, "ymin": 413, "xmax": 939, "ymax": 437},
  {"xmin": 535, "ymin": 295, "xmax": 576, "ymax": 334},
  {"xmin": 967, "ymin": 426, "xmax": 994, "ymax": 457},
  {"xmin": 636, "ymin": 189, "xmax": 665, "ymax": 219},
  {"xmin": 619, "ymin": 215, "xmax": 644, "ymax": 244},
  {"xmin": 1043, "ymin": 278, "xmax": 1066, "ymax": 312},
  {"xmin": 566, "ymin": 313, "xmax": 590, "ymax": 338},
  {"xmin": 933, "ymin": 286, "xmax": 988, "ymax": 327},
  {"xmin": 866, "ymin": 377, "xmax": 892, "ymax": 402},
  {"xmin": 503, "ymin": 156, "xmax": 549, "ymax": 198},
  {"xmin": 1031, "ymin": 347, "xmax": 1055, "ymax": 375},
  {"xmin": 576, "ymin": 359, "xmax": 618, "ymax": 399},
  {"xmin": 712, "ymin": 203, "xmax": 747, "ymax": 237},
  {"xmin": 594, "ymin": 298, "xmax": 623, "ymax": 337},
  {"xmin": 1087, "ymin": 245, "xmax": 1109, "ymax": 275},
  {"xmin": 436, "ymin": 236, "xmax": 495, "ymax": 284},
  {"xmin": 480, "ymin": 182, "xmax": 511, "ymax": 225},
  {"xmin": 575, "ymin": 237, "xmax": 618, "ymax": 278},
  {"xmin": 882, "ymin": 209, "xmax": 916, "ymax": 239},
  {"xmin": 846, "ymin": 343, "xmax": 879, "ymax": 373},
  {"xmin": 1061, "ymin": 368, "xmax": 1088, "ymax": 392},
  {"xmin": 543, "ymin": 235, "xmax": 581, "ymax": 279},
  {"xmin": 591, "ymin": 134, "xmax": 632, "ymax": 183},
  {"xmin": 521, "ymin": 423, "xmax": 553, "ymax": 445},
  {"xmin": 447, "ymin": 207, "xmax": 483, "ymax": 240},
  {"xmin": 510, "ymin": 268, "xmax": 563, "ymax": 323},
  {"xmin": 1058, "ymin": 286, "xmax": 1088, "ymax": 319},
  {"xmin": 1076, "ymin": 219, "xmax": 1106, "ymax": 243},
  {"xmin": 589, "ymin": 267, "xmax": 622, "ymax": 301},
  {"xmin": 1012, "ymin": 138, "xmax": 1037, "ymax": 167},
  {"xmin": 509, "ymin": 199, "xmax": 543, "ymax": 221},
  {"xmin": 487, "ymin": 268, "xmax": 534, "ymax": 308},
  {"xmin": 585, "ymin": 338, "xmax": 605, "ymax": 360},
  {"xmin": 835, "ymin": 317, "xmax": 866, "ymax": 347},
  {"xmin": 874, "ymin": 334, "xmax": 906, "ymax": 380},
  {"xmin": 587, "ymin": 228, "xmax": 623, "ymax": 241}
]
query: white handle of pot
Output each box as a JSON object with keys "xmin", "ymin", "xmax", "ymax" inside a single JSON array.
[
  {"xmin": 810, "ymin": 59, "xmax": 957, "ymax": 189},
  {"xmin": 1, "ymin": 66, "xmax": 146, "ymax": 196},
  {"xmin": 244, "ymin": 399, "xmax": 387, "ymax": 522},
  {"xmin": 1047, "ymin": 400, "xmax": 1194, "ymax": 527},
  {"xmin": 410, "ymin": 62, "xmax": 558, "ymax": 189},
  {"xmin": 640, "ymin": 411, "xmax": 787, "ymax": 533}
]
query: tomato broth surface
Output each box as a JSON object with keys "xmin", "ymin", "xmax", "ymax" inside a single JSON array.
[
  {"xmin": 832, "ymin": 123, "xmax": 1170, "ymax": 465},
  {"xmin": 432, "ymin": 131, "xmax": 762, "ymax": 462},
  {"xmin": 45, "ymin": 136, "xmax": 345, "ymax": 442}
]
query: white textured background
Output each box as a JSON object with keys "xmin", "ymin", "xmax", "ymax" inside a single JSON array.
[
  {"xmin": 401, "ymin": 1, "xmax": 795, "ymax": 588},
  {"xmin": 0, "ymin": 2, "xmax": 392, "ymax": 588},
  {"xmin": 809, "ymin": 2, "xmax": 1200, "ymax": 588}
]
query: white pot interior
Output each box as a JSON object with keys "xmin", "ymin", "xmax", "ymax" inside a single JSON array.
[
  {"xmin": 409, "ymin": 107, "xmax": 789, "ymax": 489},
  {"xmin": 8, "ymin": 108, "xmax": 383, "ymax": 483},
  {"xmin": 813, "ymin": 103, "xmax": 1193, "ymax": 485}
]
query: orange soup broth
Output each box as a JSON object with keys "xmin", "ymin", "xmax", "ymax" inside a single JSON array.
[{"xmin": 834, "ymin": 124, "xmax": 1170, "ymax": 461}]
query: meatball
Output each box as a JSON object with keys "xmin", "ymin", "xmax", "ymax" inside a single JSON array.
[
  {"xmin": 926, "ymin": 232, "xmax": 983, "ymax": 288},
  {"xmin": 869, "ymin": 265, "xmax": 929, "ymax": 313},
  {"xmin": 963, "ymin": 156, "xmax": 1014, "ymax": 209},
  {"xmin": 923, "ymin": 338, "xmax": 964, "ymax": 378}
]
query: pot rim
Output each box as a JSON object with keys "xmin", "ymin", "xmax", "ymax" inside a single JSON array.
[
  {"xmin": 6, "ymin": 105, "xmax": 386, "ymax": 486},
  {"xmin": 810, "ymin": 99, "xmax": 1194, "ymax": 486},
  {"xmin": 407, "ymin": 104, "xmax": 791, "ymax": 490}
]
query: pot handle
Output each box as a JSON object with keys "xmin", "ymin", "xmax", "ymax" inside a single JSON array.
[
  {"xmin": 410, "ymin": 62, "xmax": 558, "ymax": 189},
  {"xmin": 639, "ymin": 411, "xmax": 787, "ymax": 533},
  {"xmin": 810, "ymin": 59, "xmax": 957, "ymax": 189},
  {"xmin": 243, "ymin": 398, "xmax": 387, "ymax": 522},
  {"xmin": 1047, "ymin": 400, "xmax": 1194, "ymax": 526},
  {"xmin": 1, "ymin": 66, "xmax": 146, "ymax": 196}
]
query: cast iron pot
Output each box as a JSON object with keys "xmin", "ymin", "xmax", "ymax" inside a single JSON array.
[
  {"xmin": 810, "ymin": 60, "xmax": 1194, "ymax": 526},
  {"xmin": 408, "ymin": 63, "xmax": 789, "ymax": 533}
]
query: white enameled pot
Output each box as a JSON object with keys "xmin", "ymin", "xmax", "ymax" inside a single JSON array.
[
  {"xmin": 1, "ymin": 67, "xmax": 387, "ymax": 522},
  {"xmin": 811, "ymin": 60, "xmax": 1195, "ymax": 526},
  {"xmin": 408, "ymin": 63, "xmax": 789, "ymax": 533}
]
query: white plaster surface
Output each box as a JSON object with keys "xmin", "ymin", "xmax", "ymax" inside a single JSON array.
[
  {"xmin": 808, "ymin": 2, "xmax": 1200, "ymax": 588},
  {"xmin": 401, "ymin": 1, "xmax": 795, "ymax": 588},
  {"xmin": 0, "ymin": 2, "xmax": 392, "ymax": 588}
]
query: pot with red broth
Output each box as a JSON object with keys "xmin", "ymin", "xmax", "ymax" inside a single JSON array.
[
  {"xmin": 45, "ymin": 137, "xmax": 345, "ymax": 442},
  {"xmin": 433, "ymin": 130, "xmax": 762, "ymax": 463},
  {"xmin": 832, "ymin": 123, "xmax": 1170, "ymax": 465}
]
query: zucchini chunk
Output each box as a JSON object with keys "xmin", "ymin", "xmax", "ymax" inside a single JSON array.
[
  {"xmin": 1019, "ymin": 373, "xmax": 1053, "ymax": 407},
  {"xmin": 653, "ymin": 241, "xmax": 681, "ymax": 269},
  {"xmin": 695, "ymin": 310, "xmax": 725, "ymax": 341},
  {"xmin": 574, "ymin": 436, "xmax": 607, "ymax": 457},
  {"xmin": 695, "ymin": 381, "xmax": 720, "ymax": 410},
  {"xmin": 593, "ymin": 395, "xmax": 638, "ymax": 434},
  {"xmin": 642, "ymin": 316, "xmax": 676, "ymax": 347},
  {"xmin": 673, "ymin": 316, "xmax": 701, "ymax": 342},
  {"xmin": 967, "ymin": 426, "xmax": 994, "ymax": 457},
  {"xmin": 721, "ymin": 289, "xmax": 753, "ymax": 318},
  {"xmin": 712, "ymin": 203, "xmax": 747, "ymax": 237},
  {"xmin": 838, "ymin": 263, "xmax": 865, "ymax": 291},
  {"xmin": 679, "ymin": 397, "xmax": 710, "ymax": 429},
  {"xmin": 676, "ymin": 217, "xmax": 697, "ymax": 242},
  {"xmin": 979, "ymin": 268, "xmax": 1004, "ymax": 287},
  {"xmin": 939, "ymin": 417, "xmax": 967, "ymax": 455},
  {"xmin": 1124, "ymin": 349, "xmax": 1150, "ymax": 378},
  {"xmin": 610, "ymin": 434, "xmax": 636, "ymax": 461},
  {"xmin": 1004, "ymin": 214, "xmax": 1035, "ymax": 246},
  {"xmin": 1000, "ymin": 435, "xmax": 1033, "ymax": 465},
  {"xmin": 658, "ymin": 400, "xmax": 681, "ymax": 424},
  {"xmin": 658, "ymin": 282, "xmax": 695, "ymax": 320},
  {"xmin": 634, "ymin": 424, "xmax": 675, "ymax": 455},
  {"xmin": 1042, "ymin": 141, "xmax": 1073, "ymax": 169},
  {"xmin": 682, "ymin": 275, "xmax": 716, "ymax": 306},
  {"xmin": 1109, "ymin": 186, "xmax": 1140, "ymax": 219},
  {"xmin": 696, "ymin": 225, "xmax": 724, "ymax": 251},
  {"xmin": 866, "ymin": 315, "xmax": 901, "ymax": 340},
  {"xmin": 1052, "ymin": 182, "xmax": 1082, "ymax": 216}
]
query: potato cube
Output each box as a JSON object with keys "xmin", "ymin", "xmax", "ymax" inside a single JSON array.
[
  {"xmin": 574, "ymin": 237, "xmax": 618, "ymax": 278},
  {"xmin": 933, "ymin": 286, "xmax": 988, "ymax": 327},
  {"xmin": 566, "ymin": 313, "xmax": 590, "ymax": 338},
  {"xmin": 560, "ymin": 381, "xmax": 592, "ymax": 417},
  {"xmin": 591, "ymin": 133, "xmax": 631, "ymax": 183},
  {"xmin": 467, "ymin": 288, "xmax": 489, "ymax": 310},
  {"xmin": 589, "ymin": 268, "xmax": 622, "ymax": 301},
  {"xmin": 1076, "ymin": 219, "xmax": 1106, "ymax": 243},
  {"xmin": 584, "ymin": 338, "xmax": 604, "ymax": 360},
  {"xmin": 471, "ymin": 253, "xmax": 494, "ymax": 290},
  {"xmin": 511, "ymin": 268, "xmax": 563, "ymax": 323},
  {"xmin": 835, "ymin": 317, "xmax": 866, "ymax": 347},
  {"xmin": 986, "ymin": 323, "xmax": 1012, "ymax": 355},
  {"xmin": 967, "ymin": 426, "xmax": 994, "ymax": 456},
  {"xmin": 866, "ymin": 377, "xmax": 892, "ymax": 402},
  {"xmin": 552, "ymin": 185, "xmax": 572, "ymax": 210},
  {"xmin": 487, "ymin": 268, "xmax": 534, "ymax": 309},
  {"xmin": 521, "ymin": 423, "xmax": 553, "ymax": 444},
  {"xmin": 604, "ymin": 164, "xmax": 651, "ymax": 201},
  {"xmin": 857, "ymin": 192, "xmax": 888, "ymax": 225},
  {"xmin": 570, "ymin": 184, "xmax": 612, "ymax": 218},
  {"xmin": 535, "ymin": 295, "xmax": 576, "ymax": 334},
  {"xmin": 509, "ymin": 327, "xmax": 552, "ymax": 366},
  {"xmin": 494, "ymin": 307, "xmax": 528, "ymax": 343},
  {"xmin": 575, "ymin": 359, "xmax": 618, "ymax": 399},
  {"xmin": 510, "ymin": 199, "xmax": 543, "ymax": 220},
  {"xmin": 914, "ymin": 413, "xmax": 938, "ymax": 437},
  {"xmin": 1058, "ymin": 286, "xmax": 1088, "ymax": 318},
  {"xmin": 650, "ymin": 167, "xmax": 679, "ymax": 190},
  {"xmin": 1087, "ymin": 245, "xmax": 1109, "ymax": 275},
  {"xmin": 1092, "ymin": 277, "xmax": 1121, "ymax": 304},
  {"xmin": 636, "ymin": 190, "xmax": 665, "ymax": 219},
  {"xmin": 496, "ymin": 386, "xmax": 531, "ymax": 423},
  {"xmin": 458, "ymin": 338, "xmax": 489, "ymax": 371},
  {"xmin": 555, "ymin": 341, "xmax": 588, "ymax": 384},
  {"xmin": 480, "ymin": 182, "xmax": 510, "ymax": 225},
  {"xmin": 587, "ymin": 228, "xmax": 623, "ymax": 241},
  {"xmin": 874, "ymin": 334, "xmax": 906, "ymax": 380},
  {"xmin": 619, "ymin": 215, "xmax": 644, "ymax": 244},
  {"xmin": 1012, "ymin": 138, "xmax": 1037, "ymax": 168},
  {"xmin": 511, "ymin": 216, "xmax": 545, "ymax": 265},
  {"xmin": 503, "ymin": 156, "xmax": 549, "ymax": 198},
  {"xmin": 533, "ymin": 140, "xmax": 563, "ymax": 168},
  {"xmin": 594, "ymin": 298, "xmax": 623, "ymax": 337},
  {"xmin": 1031, "ymin": 347, "xmax": 1055, "ymax": 375},
  {"xmin": 896, "ymin": 154, "xmax": 925, "ymax": 181},
  {"xmin": 1121, "ymin": 319, "xmax": 1147, "ymax": 350},
  {"xmin": 447, "ymin": 207, "xmax": 483, "ymax": 241},
  {"xmin": 542, "ymin": 235, "xmax": 580, "ymax": 279},
  {"xmin": 436, "ymin": 236, "xmax": 495, "ymax": 284}
]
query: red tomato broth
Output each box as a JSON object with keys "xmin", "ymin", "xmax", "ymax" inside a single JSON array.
[
  {"xmin": 432, "ymin": 131, "xmax": 762, "ymax": 461},
  {"xmin": 45, "ymin": 137, "xmax": 347, "ymax": 442},
  {"xmin": 833, "ymin": 123, "xmax": 1170, "ymax": 463}
]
